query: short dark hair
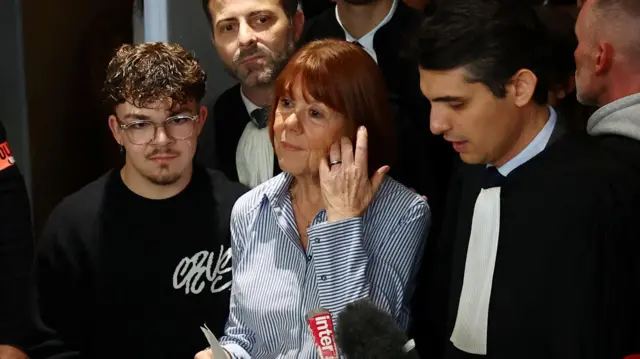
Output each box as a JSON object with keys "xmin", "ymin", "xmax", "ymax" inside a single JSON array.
[
  {"xmin": 103, "ymin": 42, "xmax": 206, "ymax": 110},
  {"xmin": 415, "ymin": 0, "xmax": 552, "ymax": 105},
  {"xmin": 270, "ymin": 39, "xmax": 396, "ymax": 176},
  {"xmin": 201, "ymin": 0, "xmax": 299, "ymax": 27},
  {"xmin": 594, "ymin": 0, "xmax": 640, "ymax": 16}
]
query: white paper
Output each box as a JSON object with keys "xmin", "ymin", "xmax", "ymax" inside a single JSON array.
[{"xmin": 200, "ymin": 324, "xmax": 229, "ymax": 359}]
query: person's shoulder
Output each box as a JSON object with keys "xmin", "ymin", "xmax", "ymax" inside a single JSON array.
[
  {"xmin": 371, "ymin": 176, "xmax": 431, "ymax": 221},
  {"xmin": 537, "ymin": 132, "xmax": 603, "ymax": 172},
  {"xmin": 212, "ymin": 84, "xmax": 242, "ymax": 112},
  {"xmin": 39, "ymin": 171, "xmax": 113, "ymax": 245},
  {"xmin": 230, "ymin": 173, "xmax": 288, "ymax": 219},
  {"xmin": 301, "ymin": 6, "xmax": 341, "ymax": 43},
  {"xmin": 47, "ymin": 171, "xmax": 111, "ymax": 222}
]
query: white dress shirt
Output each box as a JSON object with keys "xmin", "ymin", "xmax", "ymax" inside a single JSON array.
[
  {"xmin": 219, "ymin": 173, "xmax": 430, "ymax": 358},
  {"xmin": 235, "ymin": 90, "xmax": 274, "ymax": 189}
]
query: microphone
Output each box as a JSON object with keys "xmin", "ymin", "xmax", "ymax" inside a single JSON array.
[
  {"xmin": 335, "ymin": 299, "xmax": 420, "ymax": 359},
  {"xmin": 307, "ymin": 307, "xmax": 339, "ymax": 359}
]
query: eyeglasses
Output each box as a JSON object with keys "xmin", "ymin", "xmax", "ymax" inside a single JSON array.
[{"xmin": 118, "ymin": 114, "xmax": 199, "ymax": 145}]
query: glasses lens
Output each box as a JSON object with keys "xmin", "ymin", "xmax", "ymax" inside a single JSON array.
[
  {"xmin": 166, "ymin": 116, "xmax": 195, "ymax": 140},
  {"xmin": 126, "ymin": 122, "xmax": 155, "ymax": 145}
]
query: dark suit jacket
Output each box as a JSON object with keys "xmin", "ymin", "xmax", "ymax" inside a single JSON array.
[
  {"xmin": 300, "ymin": 0, "xmax": 334, "ymax": 19},
  {"xmin": 196, "ymin": 84, "xmax": 280, "ymax": 182}
]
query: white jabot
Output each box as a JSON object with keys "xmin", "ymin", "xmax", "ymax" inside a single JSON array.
[
  {"xmin": 450, "ymin": 186, "xmax": 501, "ymax": 355},
  {"xmin": 235, "ymin": 90, "xmax": 274, "ymax": 188},
  {"xmin": 450, "ymin": 107, "xmax": 558, "ymax": 355},
  {"xmin": 335, "ymin": 0, "xmax": 398, "ymax": 63}
]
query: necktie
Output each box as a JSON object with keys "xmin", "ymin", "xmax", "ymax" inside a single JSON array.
[
  {"xmin": 251, "ymin": 107, "xmax": 270, "ymax": 129},
  {"xmin": 483, "ymin": 166, "xmax": 506, "ymax": 189}
]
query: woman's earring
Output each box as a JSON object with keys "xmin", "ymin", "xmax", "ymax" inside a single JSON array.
[{"xmin": 119, "ymin": 143, "xmax": 124, "ymax": 154}]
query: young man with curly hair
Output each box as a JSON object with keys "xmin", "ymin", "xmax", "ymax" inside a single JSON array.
[{"xmin": 32, "ymin": 42, "xmax": 247, "ymax": 359}]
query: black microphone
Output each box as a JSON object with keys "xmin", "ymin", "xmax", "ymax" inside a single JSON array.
[{"xmin": 335, "ymin": 299, "xmax": 420, "ymax": 359}]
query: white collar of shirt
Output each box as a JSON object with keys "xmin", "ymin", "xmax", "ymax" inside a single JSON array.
[
  {"xmin": 240, "ymin": 87, "xmax": 261, "ymax": 118},
  {"xmin": 493, "ymin": 106, "xmax": 557, "ymax": 177},
  {"xmin": 334, "ymin": 0, "xmax": 398, "ymax": 63}
]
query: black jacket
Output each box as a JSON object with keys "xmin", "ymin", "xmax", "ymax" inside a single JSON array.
[{"xmin": 0, "ymin": 121, "xmax": 35, "ymax": 349}]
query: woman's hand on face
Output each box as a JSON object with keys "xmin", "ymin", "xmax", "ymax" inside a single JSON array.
[{"xmin": 319, "ymin": 126, "xmax": 390, "ymax": 223}]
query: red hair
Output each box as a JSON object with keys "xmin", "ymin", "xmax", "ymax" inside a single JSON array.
[{"xmin": 268, "ymin": 39, "xmax": 396, "ymax": 176}]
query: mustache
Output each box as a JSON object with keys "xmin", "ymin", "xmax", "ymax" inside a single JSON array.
[{"xmin": 233, "ymin": 45, "xmax": 271, "ymax": 64}]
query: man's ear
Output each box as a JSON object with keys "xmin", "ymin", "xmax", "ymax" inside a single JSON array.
[
  {"xmin": 509, "ymin": 69, "xmax": 538, "ymax": 107},
  {"xmin": 196, "ymin": 105, "xmax": 208, "ymax": 136},
  {"xmin": 594, "ymin": 41, "xmax": 613, "ymax": 76},
  {"xmin": 292, "ymin": 9, "xmax": 305, "ymax": 43},
  {"xmin": 108, "ymin": 115, "xmax": 124, "ymax": 145}
]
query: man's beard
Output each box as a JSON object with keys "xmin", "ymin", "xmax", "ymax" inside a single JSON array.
[
  {"xmin": 143, "ymin": 149, "xmax": 183, "ymax": 185},
  {"xmin": 225, "ymin": 33, "xmax": 297, "ymax": 88},
  {"xmin": 145, "ymin": 167, "xmax": 182, "ymax": 186}
]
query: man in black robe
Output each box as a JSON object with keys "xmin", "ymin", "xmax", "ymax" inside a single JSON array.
[
  {"xmin": 414, "ymin": 1, "xmax": 639, "ymax": 358},
  {"xmin": 197, "ymin": 0, "xmax": 304, "ymax": 188}
]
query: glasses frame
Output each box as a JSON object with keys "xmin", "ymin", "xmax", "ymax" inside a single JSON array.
[{"xmin": 118, "ymin": 114, "xmax": 199, "ymax": 145}]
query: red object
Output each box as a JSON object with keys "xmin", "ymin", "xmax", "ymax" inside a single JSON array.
[
  {"xmin": 307, "ymin": 308, "xmax": 339, "ymax": 359},
  {"xmin": 624, "ymin": 355, "xmax": 640, "ymax": 359},
  {"xmin": 0, "ymin": 141, "xmax": 15, "ymax": 171}
]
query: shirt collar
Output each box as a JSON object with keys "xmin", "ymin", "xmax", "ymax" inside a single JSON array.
[
  {"xmin": 335, "ymin": 0, "xmax": 398, "ymax": 62},
  {"xmin": 495, "ymin": 106, "xmax": 557, "ymax": 177},
  {"xmin": 240, "ymin": 87, "xmax": 262, "ymax": 117},
  {"xmin": 263, "ymin": 172, "xmax": 294, "ymax": 208}
]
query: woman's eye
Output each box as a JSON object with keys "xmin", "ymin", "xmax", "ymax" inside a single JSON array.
[
  {"xmin": 280, "ymin": 98, "xmax": 292, "ymax": 107},
  {"xmin": 309, "ymin": 109, "xmax": 322, "ymax": 118}
]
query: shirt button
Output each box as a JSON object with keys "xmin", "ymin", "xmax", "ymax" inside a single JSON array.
[
  {"xmin": 314, "ymin": 238, "xmax": 320, "ymax": 244},
  {"xmin": 320, "ymin": 275, "xmax": 327, "ymax": 281},
  {"xmin": 307, "ymin": 255, "xmax": 313, "ymax": 261}
]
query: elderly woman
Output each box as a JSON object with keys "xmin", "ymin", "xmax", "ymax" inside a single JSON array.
[{"xmin": 197, "ymin": 39, "xmax": 430, "ymax": 359}]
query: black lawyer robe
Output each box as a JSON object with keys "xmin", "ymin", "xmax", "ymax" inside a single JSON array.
[
  {"xmin": 425, "ymin": 132, "xmax": 640, "ymax": 359},
  {"xmin": 196, "ymin": 84, "xmax": 281, "ymax": 182}
]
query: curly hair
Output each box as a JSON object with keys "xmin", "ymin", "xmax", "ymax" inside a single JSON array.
[{"xmin": 103, "ymin": 42, "xmax": 207, "ymax": 111}]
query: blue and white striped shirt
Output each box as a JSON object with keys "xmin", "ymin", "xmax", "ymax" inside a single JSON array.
[{"xmin": 219, "ymin": 172, "xmax": 431, "ymax": 359}]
